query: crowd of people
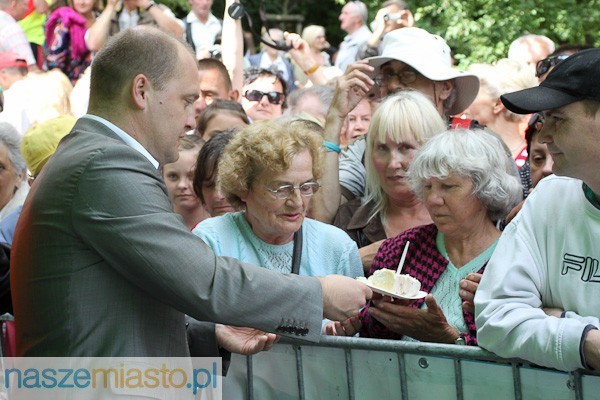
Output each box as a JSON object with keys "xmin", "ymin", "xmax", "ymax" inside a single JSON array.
[{"xmin": 1, "ymin": 0, "xmax": 599, "ymax": 386}]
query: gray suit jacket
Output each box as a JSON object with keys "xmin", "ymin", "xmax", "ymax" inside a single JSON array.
[{"xmin": 11, "ymin": 117, "xmax": 323, "ymax": 356}]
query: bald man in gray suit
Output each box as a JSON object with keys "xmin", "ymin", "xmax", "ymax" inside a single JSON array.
[{"xmin": 11, "ymin": 26, "xmax": 371, "ymax": 358}]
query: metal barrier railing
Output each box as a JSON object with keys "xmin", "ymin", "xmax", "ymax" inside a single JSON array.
[{"xmin": 223, "ymin": 336, "xmax": 600, "ymax": 400}]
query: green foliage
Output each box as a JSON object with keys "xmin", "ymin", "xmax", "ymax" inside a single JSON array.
[
  {"xmin": 361, "ymin": 0, "xmax": 600, "ymax": 68},
  {"xmin": 234, "ymin": 0, "xmax": 599, "ymax": 68},
  {"xmin": 159, "ymin": 0, "xmax": 190, "ymax": 17}
]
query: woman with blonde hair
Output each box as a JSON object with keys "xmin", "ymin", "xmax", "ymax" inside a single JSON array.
[
  {"xmin": 328, "ymin": 129, "xmax": 522, "ymax": 342},
  {"xmin": 334, "ymin": 90, "xmax": 446, "ymax": 272},
  {"xmin": 291, "ymin": 25, "xmax": 331, "ymax": 86}
]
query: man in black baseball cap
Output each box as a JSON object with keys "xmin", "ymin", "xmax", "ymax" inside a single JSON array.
[{"xmin": 475, "ymin": 48, "xmax": 600, "ymax": 372}]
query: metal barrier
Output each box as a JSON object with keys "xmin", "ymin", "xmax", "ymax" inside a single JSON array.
[{"xmin": 223, "ymin": 336, "xmax": 600, "ymax": 400}]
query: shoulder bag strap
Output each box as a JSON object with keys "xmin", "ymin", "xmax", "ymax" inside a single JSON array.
[{"xmin": 291, "ymin": 226, "xmax": 303, "ymax": 275}]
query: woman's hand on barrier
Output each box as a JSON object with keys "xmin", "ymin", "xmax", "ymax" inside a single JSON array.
[
  {"xmin": 460, "ymin": 273, "xmax": 482, "ymax": 313},
  {"xmin": 370, "ymin": 294, "xmax": 460, "ymax": 344},
  {"xmin": 215, "ymin": 324, "xmax": 279, "ymax": 355},
  {"xmin": 323, "ymin": 316, "xmax": 361, "ymax": 336}
]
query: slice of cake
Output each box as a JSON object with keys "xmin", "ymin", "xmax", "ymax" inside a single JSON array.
[{"xmin": 357, "ymin": 269, "xmax": 421, "ymax": 297}]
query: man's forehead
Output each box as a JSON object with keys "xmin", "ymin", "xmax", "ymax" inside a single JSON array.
[
  {"xmin": 541, "ymin": 104, "xmax": 571, "ymax": 117},
  {"xmin": 198, "ymin": 70, "xmax": 228, "ymax": 91},
  {"xmin": 381, "ymin": 60, "xmax": 410, "ymax": 71}
]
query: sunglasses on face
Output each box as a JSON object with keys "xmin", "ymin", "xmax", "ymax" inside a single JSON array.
[
  {"xmin": 535, "ymin": 55, "xmax": 569, "ymax": 78},
  {"xmin": 244, "ymin": 90, "xmax": 285, "ymax": 105}
]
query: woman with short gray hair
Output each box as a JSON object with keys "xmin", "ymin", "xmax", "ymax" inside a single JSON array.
[
  {"xmin": 0, "ymin": 122, "xmax": 28, "ymax": 222},
  {"xmin": 328, "ymin": 129, "xmax": 521, "ymax": 345}
]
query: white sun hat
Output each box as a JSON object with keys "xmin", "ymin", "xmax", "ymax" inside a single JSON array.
[{"xmin": 366, "ymin": 27, "xmax": 479, "ymax": 115}]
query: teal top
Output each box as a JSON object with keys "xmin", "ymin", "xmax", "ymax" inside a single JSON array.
[
  {"xmin": 429, "ymin": 232, "xmax": 498, "ymax": 333},
  {"xmin": 404, "ymin": 231, "xmax": 497, "ymax": 342},
  {"xmin": 193, "ymin": 212, "xmax": 363, "ymax": 278}
]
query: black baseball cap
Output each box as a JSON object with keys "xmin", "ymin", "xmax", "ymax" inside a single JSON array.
[{"xmin": 501, "ymin": 48, "xmax": 600, "ymax": 114}]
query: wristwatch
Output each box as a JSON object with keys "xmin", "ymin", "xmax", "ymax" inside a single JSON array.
[{"xmin": 455, "ymin": 336, "xmax": 466, "ymax": 345}]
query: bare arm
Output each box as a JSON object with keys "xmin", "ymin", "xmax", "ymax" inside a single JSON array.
[
  {"xmin": 359, "ymin": 240, "xmax": 384, "ymax": 275},
  {"xmin": 310, "ymin": 61, "xmax": 374, "ymax": 224},
  {"xmin": 584, "ymin": 329, "xmax": 600, "ymax": 370},
  {"xmin": 86, "ymin": 0, "xmax": 119, "ymax": 52},
  {"xmin": 138, "ymin": 0, "xmax": 183, "ymax": 37},
  {"xmin": 221, "ymin": 0, "xmax": 243, "ymax": 95},
  {"xmin": 284, "ymin": 32, "xmax": 328, "ymax": 86}
]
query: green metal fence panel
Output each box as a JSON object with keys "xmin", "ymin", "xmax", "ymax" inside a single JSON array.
[{"xmin": 223, "ymin": 336, "xmax": 600, "ymax": 400}]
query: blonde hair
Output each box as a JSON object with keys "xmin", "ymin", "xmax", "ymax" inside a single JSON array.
[
  {"xmin": 364, "ymin": 90, "xmax": 446, "ymax": 221},
  {"xmin": 302, "ymin": 25, "xmax": 326, "ymax": 48},
  {"xmin": 470, "ymin": 59, "xmax": 538, "ymax": 122},
  {"xmin": 218, "ymin": 118, "xmax": 324, "ymax": 209}
]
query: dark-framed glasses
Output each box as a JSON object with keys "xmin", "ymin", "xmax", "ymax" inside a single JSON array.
[
  {"xmin": 535, "ymin": 55, "xmax": 569, "ymax": 78},
  {"xmin": 244, "ymin": 90, "xmax": 285, "ymax": 105},
  {"xmin": 373, "ymin": 69, "xmax": 418, "ymax": 86},
  {"xmin": 263, "ymin": 182, "xmax": 321, "ymax": 200}
]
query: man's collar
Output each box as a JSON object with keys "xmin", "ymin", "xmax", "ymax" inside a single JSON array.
[{"xmin": 82, "ymin": 114, "xmax": 160, "ymax": 169}]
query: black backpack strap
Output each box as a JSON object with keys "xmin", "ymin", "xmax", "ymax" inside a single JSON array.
[{"xmin": 185, "ymin": 19, "xmax": 196, "ymax": 52}]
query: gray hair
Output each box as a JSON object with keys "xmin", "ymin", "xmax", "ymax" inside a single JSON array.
[
  {"xmin": 409, "ymin": 129, "xmax": 522, "ymax": 221},
  {"xmin": 284, "ymin": 85, "xmax": 334, "ymax": 121},
  {"xmin": 382, "ymin": 0, "xmax": 408, "ymax": 10},
  {"xmin": 350, "ymin": 1, "xmax": 368, "ymax": 24},
  {"xmin": 0, "ymin": 122, "xmax": 27, "ymax": 177},
  {"xmin": 364, "ymin": 90, "xmax": 447, "ymax": 222},
  {"xmin": 508, "ymin": 34, "xmax": 555, "ymax": 60}
]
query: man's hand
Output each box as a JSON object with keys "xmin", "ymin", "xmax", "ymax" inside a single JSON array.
[
  {"xmin": 369, "ymin": 294, "xmax": 459, "ymax": 343},
  {"xmin": 460, "ymin": 273, "xmax": 482, "ymax": 313},
  {"xmin": 215, "ymin": 324, "xmax": 279, "ymax": 356},
  {"xmin": 319, "ymin": 275, "xmax": 371, "ymax": 321},
  {"xmin": 323, "ymin": 316, "xmax": 361, "ymax": 336},
  {"xmin": 329, "ymin": 61, "xmax": 375, "ymax": 120}
]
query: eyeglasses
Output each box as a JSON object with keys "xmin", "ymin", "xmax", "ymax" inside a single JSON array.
[
  {"xmin": 244, "ymin": 90, "xmax": 285, "ymax": 105},
  {"xmin": 374, "ymin": 69, "xmax": 418, "ymax": 86},
  {"xmin": 535, "ymin": 55, "xmax": 569, "ymax": 78},
  {"xmin": 263, "ymin": 182, "xmax": 321, "ymax": 200}
]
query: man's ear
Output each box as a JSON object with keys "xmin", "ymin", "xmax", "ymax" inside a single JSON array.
[
  {"xmin": 436, "ymin": 80, "xmax": 454, "ymax": 102},
  {"xmin": 131, "ymin": 73, "xmax": 151, "ymax": 109},
  {"xmin": 229, "ymin": 89, "xmax": 240, "ymax": 103},
  {"xmin": 493, "ymin": 97, "xmax": 505, "ymax": 115}
]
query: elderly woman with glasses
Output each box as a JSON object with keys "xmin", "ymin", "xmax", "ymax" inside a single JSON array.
[
  {"xmin": 327, "ymin": 129, "xmax": 522, "ymax": 345},
  {"xmin": 241, "ymin": 67, "xmax": 287, "ymax": 122},
  {"xmin": 192, "ymin": 118, "xmax": 363, "ymax": 278}
]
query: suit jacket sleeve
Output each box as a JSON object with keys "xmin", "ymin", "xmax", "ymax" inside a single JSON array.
[{"xmin": 72, "ymin": 144, "xmax": 324, "ymax": 342}]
